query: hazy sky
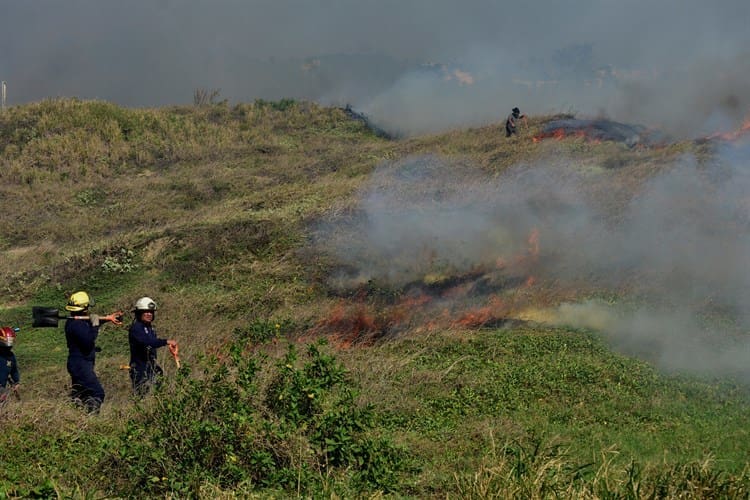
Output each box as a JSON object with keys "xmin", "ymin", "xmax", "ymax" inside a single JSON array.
[{"xmin": 2, "ymin": 1, "xmax": 750, "ymax": 136}]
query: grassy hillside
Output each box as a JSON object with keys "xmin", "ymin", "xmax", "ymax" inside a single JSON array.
[{"xmin": 1, "ymin": 98, "xmax": 749, "ymax": 498}]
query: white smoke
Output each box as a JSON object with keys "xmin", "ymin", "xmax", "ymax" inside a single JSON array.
[
  {"xmin": 4, "ymin": 1, "xmax": 750, "ymax": 138},
  {"xmin": 314, "ymin": 138, "xmax": 750, "ymax": 378}
]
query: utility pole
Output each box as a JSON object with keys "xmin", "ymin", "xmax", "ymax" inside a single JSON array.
[{"xmin": 1, "ymin": 81, "xmax": 5, "ymax": 112}]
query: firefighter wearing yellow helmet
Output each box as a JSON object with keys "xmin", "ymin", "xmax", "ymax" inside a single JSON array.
[
  {"xmin": 128, "ymin": 296, "xmax": 178, "ymax": 396},
  {"xmin": 65, "ymin": 291, "xmax": 93, "ymax": 312},
  {"xmin": 64, "ymin": 291, "xmax": 105, "ymax": 413}
]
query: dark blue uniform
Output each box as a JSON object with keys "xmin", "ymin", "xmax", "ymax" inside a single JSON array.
[
  {"xmin": 65, "ymin": 318, "xmax": 104, "ymax": 413},
  {"xmin": 0, "ymin": 346, "xmax": 20, "ymax": 403},
  {"xmin": 129, "ymin": 319, "xmax": 167, "ymax": 396},
  {"xmin": 506, "ymin": 111, "xmax": 519, "ymax": 137},
  {"xmin": 0, "ymin": 347, "xmax": 19, "ymax": 387}
]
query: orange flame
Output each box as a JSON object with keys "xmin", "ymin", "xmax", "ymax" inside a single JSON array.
[
  {"xmin": 454, "ymin": 306, "xmax": 494, "ymax": 328},
  {"xmin": 305, "ymin": 228, "xmax": 545, "ymax": 346},
  {"xmin": 312, "ymin": 302, "xmax": 380, "ymax": 348},
  {"xmin": 506, "ymin": 227, "xmax": 540, "ymax": 268},
  {"xmin": 391, "ymin": 292, "xmax": 432, "ymax": 323},
  {"xmin": 709, "ymin": 116, "xmax": 750, "ymax": 142},
  {"xmin": 528, "ymin": 227, "xmax": 540, "ymax": 258},
  {"xmin": 453, "ymin": 296, "xmax": 507, "ymax": 328},
  {"xmin": 533, "ymin": 128, "xmax": 602, "ymax": 143}
]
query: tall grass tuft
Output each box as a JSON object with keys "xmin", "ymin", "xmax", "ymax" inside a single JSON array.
[{"xmin": 455, "ymin": 438, "xmax": 750, "ymax": 499}]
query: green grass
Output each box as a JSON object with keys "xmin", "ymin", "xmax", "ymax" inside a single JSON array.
[
  {"xmin": 0, "ymin": 98, "xmax": 749, "ymax": 497},
  {"xmin": 350, "ymin": 327, "xmax": 750, "ymax": 476}
]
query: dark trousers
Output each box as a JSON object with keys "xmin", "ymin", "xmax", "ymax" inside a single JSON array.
[
  {"xmin": 67, "ymin": 357, "xmax": 105, "ymax": 413},
  {"xmin": 130, "ymin": 362, "xmax": 163, "ymax": 397}
]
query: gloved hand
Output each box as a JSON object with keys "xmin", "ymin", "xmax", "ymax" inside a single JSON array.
[{"xmin": 89, "ymin": 314, "xmax": 100, "ymax": 326}]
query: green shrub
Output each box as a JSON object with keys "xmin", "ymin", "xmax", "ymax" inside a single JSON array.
[
  {"xmin": 0, "ymin": 479, "xmax": 57, "ymax": 499},
  {"xmin": 100, "ymin": 247, "xmax": 138, "ymax": 274},
  {"xmin": 102, "ymin": 337, "xmax": 407, "ymax": 496},
  {"xmin": 232, "ymin": 318, "xmax": 296, "ymax": 345}
]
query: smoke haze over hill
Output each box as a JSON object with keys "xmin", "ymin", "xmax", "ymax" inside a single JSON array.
[
  {"xmin": 3, "ymin": 0, "xmax": 750, "ymax": 137},
  {"xmin": 314, "ymin": 138, "xmax": 750, "ymax": 378}
]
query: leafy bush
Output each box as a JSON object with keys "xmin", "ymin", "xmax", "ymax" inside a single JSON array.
[
  {"xmin": 0, "ymin": 479, "xmax": 57, "ymax": 499},
  {"xmin": 100, "ymin": 247, "xmax": 138, "ymax": 274},
  {"xmin": 232, "ymin": 318, "xmax": 296, "ymax": 345},
  {"xmin": 102, "ymin": 337, "xmax": 407, "ymax": 496}
]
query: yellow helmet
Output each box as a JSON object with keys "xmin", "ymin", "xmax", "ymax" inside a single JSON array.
[{"xmin": 65, "ymin": 291, "xmax": 93, "ymax": 312}]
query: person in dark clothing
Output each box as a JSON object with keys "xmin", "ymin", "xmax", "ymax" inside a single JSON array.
[
  {"xmin": 0, "ymin": 327, "xmax": 20, "ymax": 404},
  {"xmin": 505, "ymin": 107, "xmax": 525, "ymax": 137},
  {"xmin": 64, "ymin": 291, "xmax": 123, "ymax": 414},
  {"xmin": 128, "ymin": 297, "xmax": 177, "ymax": 397}
]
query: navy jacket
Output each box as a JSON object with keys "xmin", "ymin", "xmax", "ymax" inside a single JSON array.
[
  {"xmin": 129, "ymin": 320, "xmax": 167, "ymax": 369},
  {"xmin": 65, "ymin": 318, "xmax": 100, "ymax": 361},
  {"xmin": 0, "ymin": 347, "xmax": 19, "ymax": 387}
]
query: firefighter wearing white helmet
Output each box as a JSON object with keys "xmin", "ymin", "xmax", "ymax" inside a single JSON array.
[
  {"xmin": 134, "ymin": 297, "xmax": 157, "ymax": 312},
  {"xmin": 128, "ymin": 296, "xmax": 177, "ymax": 396}
]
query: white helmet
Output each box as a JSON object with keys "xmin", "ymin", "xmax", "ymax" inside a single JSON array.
[{"xmin": 133, "ymin": 297, "xmax": 158, "ymax": 312}]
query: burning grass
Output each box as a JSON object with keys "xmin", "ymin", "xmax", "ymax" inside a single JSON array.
[
  {"xmin": 533, "ymin": 117, "xmax": 670, "ymax": 147},
  {"xmin": 308, "ymin": 261, "xmax": 557, "ymax": 348},
  {"xmin": 307, "ymin": 215, "xmax": 548, "ymax": 346}
]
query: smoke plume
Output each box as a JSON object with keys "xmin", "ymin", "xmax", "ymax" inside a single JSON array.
[
  {"xmin": 3, "ymin": 1, "xmax": 750, "ymax": 138},
  {"xmin": 314, "ymin": 138, "xmax": 750, "ymax": 378}
]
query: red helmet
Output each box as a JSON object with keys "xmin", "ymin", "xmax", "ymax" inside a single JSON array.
[{"xmin": 0, "ymin": 327, "xmax": 16, "ymax": 347}]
